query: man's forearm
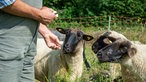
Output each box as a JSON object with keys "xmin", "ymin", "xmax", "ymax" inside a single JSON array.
[{"xmin": 1, "ymin": 0, "xmax": 41, "ymax": 21}]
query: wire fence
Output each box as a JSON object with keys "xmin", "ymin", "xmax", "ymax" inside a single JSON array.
[{"xmin": 49, "ymin": 16, "xmax": 146, "ymax": 29}]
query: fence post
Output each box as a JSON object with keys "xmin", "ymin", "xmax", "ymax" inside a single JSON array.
[{"xmin": 108, "ymin": 15, "xmax": 111, "ymax": 31}]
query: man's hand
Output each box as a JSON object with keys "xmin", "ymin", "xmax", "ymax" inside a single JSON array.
[
  {"xmin": 43, "ymin": 32, "xmax": 61, "ymax": 50},
  {"xmin": 38, "ymin": 7, "xmax": 58, "ymax": 25},
  {"xmin": 38, "ymin": 23, "xmax": 61, "ymax": 50}
]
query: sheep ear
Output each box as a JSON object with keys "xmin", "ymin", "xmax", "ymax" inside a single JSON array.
[
  {"xmin": 128, "ymin": 47, "xmax": 137, "ymax": 57},
  {"xmin": 103, "ymin": 38, "xmax": 112, "ymax": 44},
  {"xmin": 56, "ymin": 28, "xmax": 66, "ymax": 34},
  {"xmin": 121, "ymin": 40, "xmax": 137, "ymax": 57},
  {"xmin": 83, "ymin": 35, "xmax": 94, "ymax": 41}
]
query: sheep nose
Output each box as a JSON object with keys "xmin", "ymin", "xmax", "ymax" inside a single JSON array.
[
  {"xmin": 65, "ymin": 43, "xmax": 70, "ymax": 48},
  {"xmin": 65, "ymin": 48, "xmax": 71, "ymax": 52},
  {"xmin": 64, "ymin": 43, "xmax": 72, "ymax": 53},
  {"xmin": 92, "ymin": 45, "xmax": 97, "ymax": 53},
  {"xmin": 92, "ymin": 45, "xmax": 95, "ymax": 50},
  {"xmin": 97, "ymin": 51, "xmax": 102, "ymax": 57}
]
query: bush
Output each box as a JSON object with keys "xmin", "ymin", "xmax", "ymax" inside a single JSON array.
[{"xmin": 43, "ymin": 0, "xmax": 146, "ymax": 18}]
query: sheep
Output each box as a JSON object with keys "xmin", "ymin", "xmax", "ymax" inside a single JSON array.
[
  {"xmin": 34, "ymin": 27, "xmax": 93, "ymax": 82},
  {"xmin": 92, "ymin": 31, "xmax": 126, "ymax": 80},
  {"xmin": 91, "ymin": 31, "xmax": 138, "ymax": 81},
  {"xmin": 92, "ymin": 31, "xmax": 146, "ymax": 82}
]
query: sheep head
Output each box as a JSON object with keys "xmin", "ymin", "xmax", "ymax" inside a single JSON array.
[
  {"xmin": 92, "ymin": 31, "xmax": 127, "ymax": 54},
  {"xmin": 96, "ymin": 38, "xmax": 137, "ymax": 63},
  {"xmin": 56, "ymin": 27, "xmax": 93, "ymax": 54}
]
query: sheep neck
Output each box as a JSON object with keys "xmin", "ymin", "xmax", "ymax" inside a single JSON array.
[
  {"xmin": 60, "ymin": 42, "xmax": 84, "ymax": 78},
  {"xmin": 121, "ymin": 44, "xmax": 146, "ymax": 82},
  {"xmin": 61, "ymin": 47, "xmax": 84, "ymax": 70}
]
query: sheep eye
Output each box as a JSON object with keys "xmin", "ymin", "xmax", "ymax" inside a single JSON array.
[
  {"xmin": 66, "ymin": 30, "xmax": 71, "ymax": 35},
  {"xmin": 77, "ymin": 33, "xmax": 81, "ymax": 37},
  {"xmin": 77, "ymin": 33, "xmax": 82, "ymax": 38}
]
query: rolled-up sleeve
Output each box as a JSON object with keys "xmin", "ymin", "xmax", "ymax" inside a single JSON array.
[{"xmin": 0, "ymin": 0, "xmax": 16, "ymax": 9}]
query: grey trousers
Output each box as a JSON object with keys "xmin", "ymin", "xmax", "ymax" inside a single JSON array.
[
  {"xmin": 0, "ymin": 13, "xmax": 39, "ymax": 82},
  {"xmin": 0, "ymin": 0, "xmax": 42, "ymax": 82}
]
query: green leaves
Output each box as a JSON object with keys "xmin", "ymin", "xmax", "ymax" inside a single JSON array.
[{"xmin": 43, "ymin": 0, "xmax": 146, "ymax": 18}]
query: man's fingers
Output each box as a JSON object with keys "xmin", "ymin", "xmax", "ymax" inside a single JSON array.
[
  {"xmin": 47, "ymin": 42, "xmax": 61, "ymax": 50},
  {"xmin": 53, "ymin": 11, "xmax": 58, "ymax": 17}
]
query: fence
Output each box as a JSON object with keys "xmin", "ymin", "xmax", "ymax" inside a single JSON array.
[{"xmin": 49, "ymin": 16, "xmax": 146, "ymax": 29}]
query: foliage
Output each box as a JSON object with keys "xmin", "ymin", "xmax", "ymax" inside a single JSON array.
[{"xmin": 43, "ymin": 0, "xmax": 146, "ymax": 18}]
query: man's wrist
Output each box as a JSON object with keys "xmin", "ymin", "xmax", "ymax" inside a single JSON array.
[{"xmin": 31, "ymin": 8, "xmax": 42, "ymax": 22}]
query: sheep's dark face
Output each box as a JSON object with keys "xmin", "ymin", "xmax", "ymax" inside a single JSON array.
[
  {"xmin": 96, "ymin": 39, "xmax": 135, "ymax": 63},
  {"xmin": 56, "ymin": 28, "xmax": 93, "ymax": 54},
  {"xmin": 92, "ymin": 31, "xmax": 117, "ymax": 54}
]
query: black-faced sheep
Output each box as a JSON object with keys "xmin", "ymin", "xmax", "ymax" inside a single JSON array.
[
  {"xmin": 92, "ymin": 31, "xmax": 125, "ymax": 80},
  {"xmin": 92, "ymin": 31, "xmax": 145, "ymax": 82},
  {"xmin": 35, "ymin": 28, "xmax": 93, "ymax": 82}
]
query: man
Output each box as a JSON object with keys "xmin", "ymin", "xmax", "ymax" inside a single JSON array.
[{"xmin": 0, "ymin": 0, "xmax": 61, "ymax": 82}]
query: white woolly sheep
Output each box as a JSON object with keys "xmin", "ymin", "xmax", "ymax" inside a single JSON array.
[
  {"xmin": 34, "ymin": 28, "xmax": 93, "ymax": 82},
  {"xmin": 93, "ymin": 31, "xmax": 146, "ymax": 82}
]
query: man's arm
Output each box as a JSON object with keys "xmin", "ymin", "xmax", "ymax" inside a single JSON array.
[
  {"xmin": 1, "ymin": 0, "xmax": 56, "ymax": 25},
  {"xmin": 0, "ymin": 0, "xmax": 61, "ymax": 49}
]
